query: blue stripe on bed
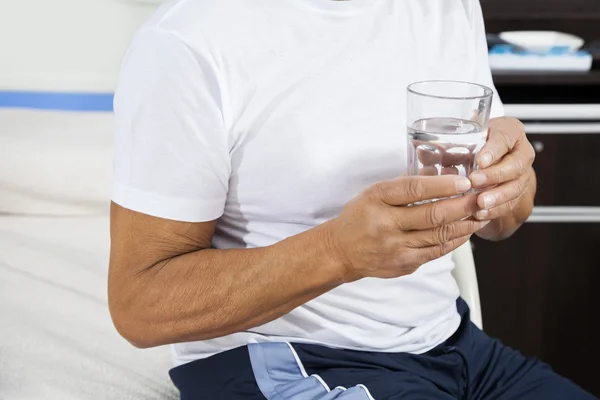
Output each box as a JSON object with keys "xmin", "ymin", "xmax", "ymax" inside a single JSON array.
[{"xmin": 0, "ymin": 91, "xmax": 114, "ymax": 112}]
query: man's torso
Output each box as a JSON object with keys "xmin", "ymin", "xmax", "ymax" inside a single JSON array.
[{"xmin": 137, "ymin": 0, "xmax": 496, "ymax": 366}]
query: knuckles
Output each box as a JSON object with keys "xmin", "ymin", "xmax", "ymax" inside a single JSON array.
[
  {"xmin": 488, "ymin": 117, "xmax": 526, "ymax": 154},
  {"xmin": 424, "ymin": 204, "xmax": 444, "ymax": 227},
  {"xmin": 366, "ymin": 183, "xmax": 388, "ymax": 203},
  {"xmin": 435, "ymin": 223, "xmax": 454, "ymax": 245},
  {"xmin": 405, "ymin": 178, "xmax": 424, "ymax": 201},
  {"xmin": 491, "ymin": 117, "xmax": 525, "ymax": 137}
]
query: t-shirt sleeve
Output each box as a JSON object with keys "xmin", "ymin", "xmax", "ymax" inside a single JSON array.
[
  {"xmin": 468, "ymin": 0, "xmax": 505, "ymax": 120},
  {"xmin": 112, "ymin": 27, "xmax": 230, "ymax": 222}
]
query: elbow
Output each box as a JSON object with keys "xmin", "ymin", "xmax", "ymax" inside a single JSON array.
[
  {"xmin": 110, "ymin": 307, "xmax": 221, "ymax": 348},
  {"xmin": 108, "ymin": 290, "xmax": 220, "ymax": 348},
  {"xmin": 108, "ymin": 286, "xmax": 167, "ymax": 349},
  {"xmin": 109, "ymin": 303, "xmax": 163, "ymax": 349},
  {"xmin": 108, "ymin": 266, "xmax": 171, "ymax": 348},
  {"xmin": 107, "ymin": 269, "xmax": 226, "ymax": 347},
  {"xmin": 113, "ymin": 321, "xmax": 157, "ymax": 349}
]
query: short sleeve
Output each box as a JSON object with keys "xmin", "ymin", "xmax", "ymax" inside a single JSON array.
[
  {"xmin": 468, "ymin": 0, "xmax": 505, "ymax": 119},
  {"xmin": 112, "ymin": 27, "xmax": 230, "ymax": 222}
]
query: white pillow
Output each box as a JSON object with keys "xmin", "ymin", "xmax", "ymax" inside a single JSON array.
[{"xmin": 0, "ymin": 109, "xmax": 113, "ymax": 216}]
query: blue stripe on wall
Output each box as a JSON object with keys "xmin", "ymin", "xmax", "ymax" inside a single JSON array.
[{"xmin": 0, "ymin": 91, "xmax": 114, "ymax": 112}]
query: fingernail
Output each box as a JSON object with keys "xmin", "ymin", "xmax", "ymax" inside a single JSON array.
[
  {"xmin": 483, "ymin": 194, "xmax": 496, "ymax": 209},
  {"xmin": 471, "ymin": 173, "xmax": 487, "ymax": 187},
  {"xmin": 476, "ymin": 210, "xmax": 489, "ymax": 219},
  {"xmin": 480, "ymin": 152, "xmax": 493, "ymax": 168},
  {"xmin": 481, "ymin": 220, "xmax": 491, "ymax": 227},
  {"xmin": 455, "ymin": 178, "xmax": 472, "ymax": 193}
]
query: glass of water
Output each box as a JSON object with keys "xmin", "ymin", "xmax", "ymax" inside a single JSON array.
[{"xmin": 407, "ymin": 80, "xmax": 493, "ymax": 201}]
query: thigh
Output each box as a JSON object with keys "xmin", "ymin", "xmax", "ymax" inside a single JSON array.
[
  {"xmin": 169, "ymin": 346, "xmax": 266, "ymax": 400},
  {"xmin": 322, "ymin": 370, "xmax": 458, "ymax": 400},
  {"xmin": 459, "ymin": 324, "xmax": 594, "ymax": 400},
  {"xmin": 293, "ymin": 343, "xmax": 460, "ymax": 400}
]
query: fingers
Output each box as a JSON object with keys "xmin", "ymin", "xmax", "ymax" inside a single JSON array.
[
  {"xmin": 407, "ymin": 218, "xmax": 490, "ymax": 247},
  {"xmin": 373, "ymin": 175, "xmax": 472, "ymax": 206},
  {"xmin": 441, "ymin": 150, "xmax": 472, "ymax": 168},
  {"xmin": 418, "ymin": 144, "xmax": 471, "ymax": 168},
  {"xmin": 476, "ymin": 117, "xmax": 525, "ymax": 170},
  {"xmin": 474, "ymin": 197, "xmax": 520, "ymax": 221},
  {"xmin": 470, "ymin": 141, "xmax": 535, "ymax": 188},
  {"xmin": 394, "ymin": 193, "xmax": 480, "ymax": 230},
  {"xmin": 412, "ymin": 235, "xmax": 472, "ymax": 266},
  {"xmin": 417, "ymin": 144, "xmax": 441, "ymax": 166},
  {"xmin": 441, "ymin": 166, "xmax": 459, "ymax": 176},
  {"xmin": 417, "ymin": 166, "xmax": 460, "ymax": 176},
  {"xmin": 419, "ymin": 166, "xmax": 439, "ymax": 176},
  {"xmin": 475, "ymin": 171, "xmax": 532, "ymax": 211}
]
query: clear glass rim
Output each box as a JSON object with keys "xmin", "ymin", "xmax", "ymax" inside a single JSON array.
[{"xmin": 407, "ymin": 80, "xmax": 493, "ymax": 101}]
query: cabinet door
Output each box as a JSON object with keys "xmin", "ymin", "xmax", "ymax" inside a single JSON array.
[
  {"xmin": 527, "ymin": 130, "xmax": 600, "ymax": 206},
  {"xmin": 472, "ymin": 223, "xmax": 600, "ymax": 396}
]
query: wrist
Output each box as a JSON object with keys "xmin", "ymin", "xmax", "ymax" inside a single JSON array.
[
  {"xmin": 270, "ymin": 220, "xmax": 352, "ymax": 289},
  {"xmin": 319, "ymin": 219, "xmax": 362, "ymax": 284}
]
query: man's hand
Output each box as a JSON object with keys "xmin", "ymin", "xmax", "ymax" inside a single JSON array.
[
  {"xmin": 469, "ymin": 117, "xmax": 537, "ymax": 240},
  {"xmin": 327, "ymin": 175, "xmax": 488, "ymax": 281}
]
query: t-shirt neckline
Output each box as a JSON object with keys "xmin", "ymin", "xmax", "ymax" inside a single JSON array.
[{"xmin": 292, "ymin": 0, "xmax": 379, "ymax": 15}]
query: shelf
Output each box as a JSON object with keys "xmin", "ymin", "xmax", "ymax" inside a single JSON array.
[{"xmin": 492, "ymin": 70, "xmax": 600, "ymax": 85}]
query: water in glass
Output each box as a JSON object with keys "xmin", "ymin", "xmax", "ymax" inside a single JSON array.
[{"xmin": 407, "ymin": 117, "xmax": 487, "ymax": 203}]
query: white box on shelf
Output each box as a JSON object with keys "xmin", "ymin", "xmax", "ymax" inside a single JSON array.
[{"xmin": 488, "ymin": 45, "xmax": 593, "ymax": 72}]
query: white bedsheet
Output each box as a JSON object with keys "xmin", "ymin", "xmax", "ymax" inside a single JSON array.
[{"xmin": 0, "ymin": 215, "xmax": 177, "ymax": 399}]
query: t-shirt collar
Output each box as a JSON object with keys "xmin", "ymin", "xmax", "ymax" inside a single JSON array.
[{"xmin": 291, "ymin": 0, "xmax": 379, "ymax": 16}]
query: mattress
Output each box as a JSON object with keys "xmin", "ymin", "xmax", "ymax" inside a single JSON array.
[{"xmin": 0, "ymin": 215, "xmax": 177, "ymax": 399}]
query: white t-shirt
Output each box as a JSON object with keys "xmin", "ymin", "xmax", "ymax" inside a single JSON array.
[{"xmin": 112, "ymin": 0, "xmax": 503, "ymax": 367}]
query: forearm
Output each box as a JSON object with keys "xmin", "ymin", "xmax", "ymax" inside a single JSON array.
[
  {"xmin": 109, "ymin": 222, "xmax": 345, "ymax": 348},
  {"xmin": 477, "ymin": 167, "xmax": 537, "ymax": 241}
]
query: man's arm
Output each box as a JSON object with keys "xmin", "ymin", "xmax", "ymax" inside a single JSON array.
[
  {"xmin": 108, "ymin": 203, "xmax": 344, "ymax": 348},
  {"xmin": 108, "ymin": 175, "xmax": 487, "ymax": 348}
]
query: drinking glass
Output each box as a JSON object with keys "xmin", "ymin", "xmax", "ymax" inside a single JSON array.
[{"xmin": 406, "ymin": 80, "xmax": 493, "ymax": 203}]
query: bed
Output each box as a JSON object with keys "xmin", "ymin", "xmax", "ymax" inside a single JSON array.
[
  {"xmin": 0, "ymin": 108, "xmax": 177, "ymax": 399},
  {"xmin": 0, "ymin": 213, "xmax": 177, "ymax": 399}
]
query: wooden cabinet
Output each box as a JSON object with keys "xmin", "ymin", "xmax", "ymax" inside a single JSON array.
[
  {"xmin": 473, "ymin": 120, "xmax": 600, "ymax": 396},
  {"xmin": 527, "ymin": 131, "xmax": 600, "ymax": 206},
  {"xmin": 473, "ymin": 224, "xmax": 600, "ymax": 395},
  {"xmin": 475, "ymin": 0, "xmax": 600, "ymax": 394}
]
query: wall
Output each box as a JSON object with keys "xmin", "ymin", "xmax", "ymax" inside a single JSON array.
[
  {"xmin": 0, "ymin": 0, "xmax": 160, "ymax": 92},
  {"xmin": 0, "ymin": 0, "xmax": 162, "ymax": 215}
]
